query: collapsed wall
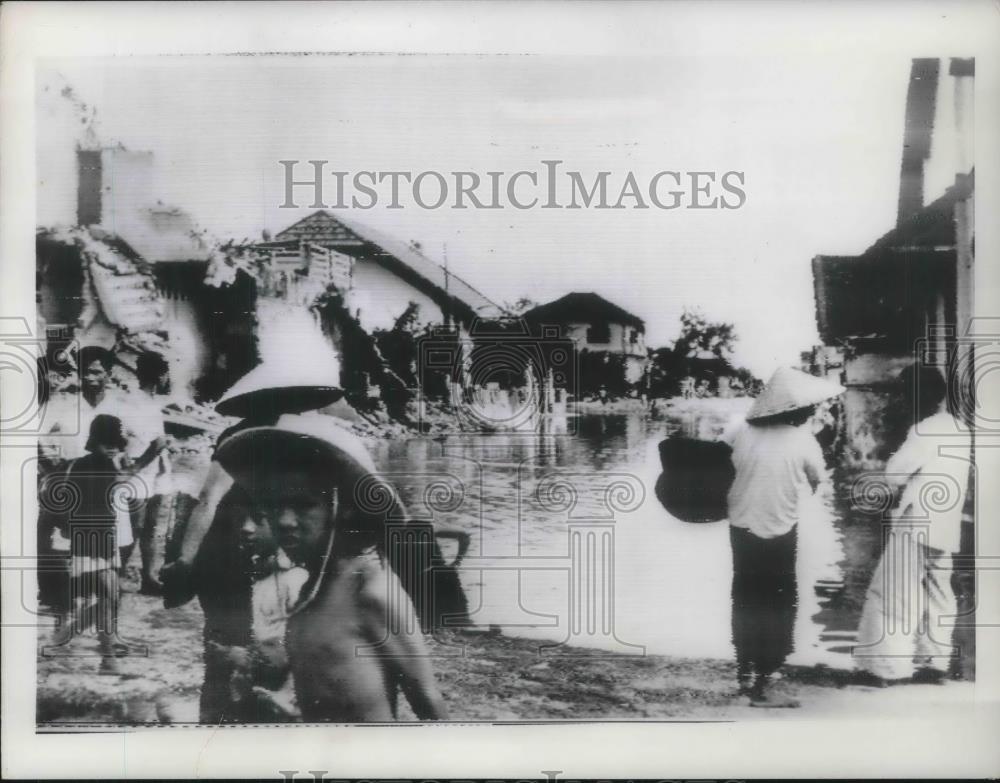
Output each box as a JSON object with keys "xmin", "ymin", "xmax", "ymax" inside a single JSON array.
[{"xmin": 37, "ymin": 226, "xmax": 166, "ymax": 393}]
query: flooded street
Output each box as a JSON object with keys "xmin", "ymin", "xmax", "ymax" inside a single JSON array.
[
  {"xmin": 35, "ymin": 400, "xmax": 970, "ymax": 727},
  {"xmin": 373, "ymin": 401, "xmax": 877, "ymax": 667}
]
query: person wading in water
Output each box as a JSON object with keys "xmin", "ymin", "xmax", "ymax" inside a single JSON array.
[{"xmin": 724, "ymin": 366, "xmax": 843, "ymax": 706}]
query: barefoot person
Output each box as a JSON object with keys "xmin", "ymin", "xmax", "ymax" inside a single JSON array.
[
  {"xmin": 215, "ymin": 412, "xmax": 449, "ymax": 722},
  {"xmin": 725, "ymin": 367, "xmax": 843, "ymax": 705},
  {"xmin": 853, "ymin": 366, "xmax": 972, "ymax": 684},
  {"xmin": 47, "ymin": 415, "xmax": 136, "ymax": 674}
]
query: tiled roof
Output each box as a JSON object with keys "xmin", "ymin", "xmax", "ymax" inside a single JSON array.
[
  {"xmin": 272, "ymin": 210, "xmax": 362, "ymax": 247},
  {"xmin": 275, "ymin": 211, "xmax": 503, "ymax": 319},
  {"xmin": 523, "ymin": 292, "xmax": 645, "ymax": 331}
]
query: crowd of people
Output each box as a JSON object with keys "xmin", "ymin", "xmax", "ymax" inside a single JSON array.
[
  {"xmin": 37, "ymin": 345, "xmax": 463, "ymax": 720},
  {"xmin": 37, "ymin": 344, "xmax": 972, "ymax": 718}
]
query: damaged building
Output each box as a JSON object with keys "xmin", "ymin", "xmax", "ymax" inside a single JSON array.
[
  {"xmin": 37, "ymin": 149, "xmax": 505, "ymax": 419},
  {"xmin": 38, "ymin": 146, "xmax": 263, "ymax": 402},
  {"xmin": 811, "ymin": 58, "xmax": 975, "ymax": 471},
  {"xmin": 273, "ymin": 209, "xmax": 503, "ymax": 333}
]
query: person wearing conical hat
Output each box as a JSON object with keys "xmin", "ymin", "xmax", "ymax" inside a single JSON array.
[
  {"xmin": 214, "ymin": 412, "xmax": 448, "ymax": 722},
  {"xmin": 160, "ymin": 351, "xmax": 347, "ymax": 601},
  {"xmin": 725, "ymin": 366, "xmax": 844, "ymax": 706},
  {"xmin": 158, "ymin": 354, "xmax": 346, "ymax": 723}
]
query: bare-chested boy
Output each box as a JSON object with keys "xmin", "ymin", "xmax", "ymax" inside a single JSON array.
[{"xmin": 215, "ymin": 412, "xmax": 448, "ymax": 722}]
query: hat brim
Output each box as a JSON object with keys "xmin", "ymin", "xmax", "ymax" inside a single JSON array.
[
  {"xmin": 217, "ymin": 427, "xmax": 360, "ymax": 485},
  {"xmin": 745, "ymin": 368, "xmax": 844, "ymax": 421},
  {"xmin": 214, "ymin": 415, "xmax": 398, "ymax": 520},
  {"xmin": 746, "ymin": 400, "xmax": 821, "ymax": 421},
  {"xmin": 215, "ymin": 385, "xmax": 344, "ymax": 419}
]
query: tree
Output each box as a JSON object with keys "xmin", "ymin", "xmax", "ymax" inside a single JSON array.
[
  {"xmin": 313, "ymin": 289, "xmax": 412, "ymax": 422},
  {"xmin": 374, "ymin": 302, "xmax": 422, "ymax": 388},
  {"xmin": 674, "ymin": 308, "xmax": 737, "ymax": 360},
  {"xmin": 647, "ymin": 309, "xmax": 753, "ymax": 397}
]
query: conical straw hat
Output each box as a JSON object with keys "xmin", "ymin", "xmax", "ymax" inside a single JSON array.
[
  {"xmin": 216, "ymin": 411, "xmax": 377, "ymax": 482},
  {"xmin": 746, "ymin": 367, "xmax": 844, "ymax": 421},
  {"xmin": 214, "ymin": 412, "xmax": 399, "ymax": 516},
  {"xmin": 215, "ymin": 352, "xmax": 343, "ymax": 418}
]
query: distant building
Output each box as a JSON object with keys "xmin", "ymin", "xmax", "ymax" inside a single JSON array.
[
  {"xmin": 799, "ymin": 345, "xmax": 845, "ymax": 383},
  {"xmin": 811, "ymin": 58, "xmax": 974, "ymax": 469},
  {"xmin": 274, "ymin": 210, "xmax": 503, "ymax": 333},
  {"xmin": 523, "ymin": 292, "xmax": 648, "ymax": 386},
  {"xmin": 688, "ymin": 349, "xmax": 735, "ymax": 395}
]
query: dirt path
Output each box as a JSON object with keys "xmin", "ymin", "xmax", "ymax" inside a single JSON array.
[{"xmin": 36, "ymin": 588, "xmax": 972, "ymax": 727}]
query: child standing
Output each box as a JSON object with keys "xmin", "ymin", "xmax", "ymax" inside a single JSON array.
[
  {"xmin": 46, "ymin": 414, "xmax": 136, "ymax": 674},
  {"xmin": 207, "ymin": 524, "xmax": 308, "ymax": 722},
  {"xmin": 215, "ymin": 412, "xmax": 448, "ymax": 722}
]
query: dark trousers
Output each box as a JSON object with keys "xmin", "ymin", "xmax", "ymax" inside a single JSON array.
[{"xmin": 730, "ymin": 524, "xmax": 798, "ymax": 677}]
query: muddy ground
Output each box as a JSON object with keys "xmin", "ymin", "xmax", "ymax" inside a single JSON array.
[{"xmin": 37, "ymin": 581, "xmax": 972, "ymax": 728}]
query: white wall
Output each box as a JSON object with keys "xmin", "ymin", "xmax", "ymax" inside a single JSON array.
[
  {"xmin": 923, "ymin": 65, "xmax": 974, "ymax": 206},
  {"xmin": 256, "ymin": 296, "xmax": 339, "ymax": 367},
  {"xmin": 160, "ymin": 296, "xmax": 211, "ymax": 397},
  {"xmin": 563, "ymin": 321, "xmax": 646, "ymax": 357},
  {"xmin": 348, "ymin": 258, "xmax": 445, "ymax": 332},
  {"xmin": 97, "ymin": 149, "xmax": 157, "ymax": 234}
]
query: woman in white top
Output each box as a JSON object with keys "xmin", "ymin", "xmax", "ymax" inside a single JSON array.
[{"xmin": 854, "ymin": 366, "xmax": 972, "ymax": 684}]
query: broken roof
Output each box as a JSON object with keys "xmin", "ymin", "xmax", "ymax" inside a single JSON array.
[
  {"xmin": 37, "ymin": 226, "xmax": 165, "ymax": 335},
  {"xmin": 114, "ymin": 206, "xmax": 215, "ymax": 264},
  {"xmin": 867, "ymin": 170, "xmax": 974, "ymax": 255},
  {"xmin": 274, "ymin": 211, "xmax": 503, "ymax": 320},
  {"xmin": 523, "ymin": 292, "xmax": 646, "ymax": 331},
  {"xmin": 811, "ymin": 170, "xmax": 973, "ymax": 346}
]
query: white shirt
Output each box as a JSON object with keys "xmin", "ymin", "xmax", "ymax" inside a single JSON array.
[
  {"xmin": 128, "ymin": 391, "xmax": 171, "ymax": 496},
  {"xmin": 40, "ymin": 391, "xmax": 136, "ymax": 464},
  {"xmin": 726, "ymin": 421, "xmax": 826, "ymax": 539},
  {"xmin": 40, "ymin": 391, "xmax": 157, "ymax": 542},
  {"xmin": 252, "ymin": 552, "xmax": 309, "ymax": 645},
  {"xmin": 885, "ymin": 409, "xmax": 972, "ymax": 555}
]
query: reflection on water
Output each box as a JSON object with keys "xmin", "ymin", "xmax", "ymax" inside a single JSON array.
[{"xmin": 372, "ymin": 406, "xmax": 875, "ymax": 665}]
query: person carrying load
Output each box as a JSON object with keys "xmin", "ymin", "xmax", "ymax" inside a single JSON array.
[{"xmin": 724, "ymin": 366, "xmax": 843, "ymax": 706}]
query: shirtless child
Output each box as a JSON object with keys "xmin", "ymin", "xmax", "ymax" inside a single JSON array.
[{"xmin": 215, "ymin": 412, "xmax": 448, "ymax": 722}]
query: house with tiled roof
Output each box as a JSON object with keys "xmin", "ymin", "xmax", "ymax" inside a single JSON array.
[
  {"xmin": 523, "ymin": 292, "xmax": 648, "ymax": 387},
  {"xmin": 274, "ymin": 210, "xmax": 504, "ymax": 332}
]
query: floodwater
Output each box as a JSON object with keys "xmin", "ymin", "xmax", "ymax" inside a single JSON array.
[{"xmin": 372, "ymin": 402, "xmax": 881, "ymax": 666}]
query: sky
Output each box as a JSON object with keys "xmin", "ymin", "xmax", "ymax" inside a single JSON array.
[{"xmin": 36, "ymin": 53, "xmax": 921, "ymax": 377}]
